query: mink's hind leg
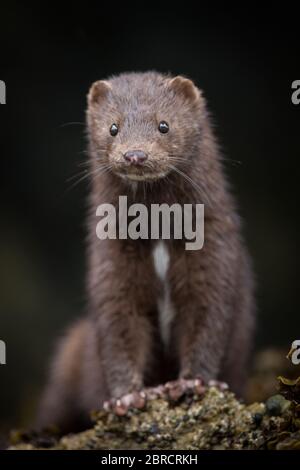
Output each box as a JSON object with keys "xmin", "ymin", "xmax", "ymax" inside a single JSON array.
[{"xmin": 36, "ymin": 319, "xmax": 96, "ymax": 434}]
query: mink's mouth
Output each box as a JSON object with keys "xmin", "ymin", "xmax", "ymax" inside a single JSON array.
[
  {"xmin": 113, "ymin": 164, "xmax": 169, "ymax": 182},
  {"xmin": 109, "ymin": 152, "xmax": 171, "ymax": 181},
  {"xmin": 116, "ymin": 170, "xmax": 168, "ymax": 182}
]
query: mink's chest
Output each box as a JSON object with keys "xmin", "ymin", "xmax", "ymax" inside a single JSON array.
[{"xmin": 151, "ymin": 241, "xmax": 176, "ymax": 348}]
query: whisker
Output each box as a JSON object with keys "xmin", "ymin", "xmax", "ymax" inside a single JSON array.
[
  {"xmin": 167, "ymin": 156, "xmax": 193, "ymax": 168},
  {"xmin": 67, "ymin": 163, "xmax": 107, "ymax": 182},
  {"xmin": 67, "ymin": 169, "xmax": 90, "ymax": 182},
  {"xmin": 220, "ymin": 157, "xmax": 242, "ymax": 167},
  {"xmin": 169, "ymin": 164, "xmax": 212, "ymax": 206},
  {"xmin": 60, "ymin": 121, "xmax": 85, "ymax": 128},
  {"xmin": 65, "ymin": 164, "xmax": 113, "ymax": 192},
  {"xmin": 77, "ymin": 161, "xmax": 90, "ymax": 168}
]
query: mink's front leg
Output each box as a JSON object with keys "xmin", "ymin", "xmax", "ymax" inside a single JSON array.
[
  {"xmin": 169, "ymin": 231, "xmax": 239, "ymax": 385},
  {"xmin": 88, "ymin": 239, "xmax": 158, "ymax": 401}
]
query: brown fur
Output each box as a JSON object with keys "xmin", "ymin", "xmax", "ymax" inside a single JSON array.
[{"xmin": 36, "ymin": 72, "xmax": 255, "ymax": 433}]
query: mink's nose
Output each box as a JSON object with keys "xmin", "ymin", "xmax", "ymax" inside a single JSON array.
[{"xmin": 123, "ymin": 150, "xmax": 148, "ymax": 165}]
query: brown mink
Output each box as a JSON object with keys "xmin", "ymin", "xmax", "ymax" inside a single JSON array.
[{"xmin": 36, "ymin": 72, "xmax": 255, "ymax": 433}]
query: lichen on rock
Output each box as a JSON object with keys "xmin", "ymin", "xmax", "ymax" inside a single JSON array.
[{"xmin": 9, "ymin": 375, "xmax": 300, "ymax": 450}]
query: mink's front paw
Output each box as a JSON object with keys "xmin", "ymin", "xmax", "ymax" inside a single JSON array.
[
  {"xmin": 102, "ymin": 378, "xmax": 229, "ymax": 416},
  {"xmin": 207, "ymin": 379, "xmax": 229, "ymax": 391},
  {"xmin": 164, "ymin": 377, "xmax": 206, "ymax": 401},
  {"xmin": 103, "ymin": 390, "xmax": 146, "ymax": 416}
]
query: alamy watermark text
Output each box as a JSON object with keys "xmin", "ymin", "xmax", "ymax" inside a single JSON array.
[
  {"xmin": 290, "ymin": 340, "xmax": 300, "ymax": 365},
  {"xmin": 0, "ymin": 340, "xmax": 6, "ymax": 365},
  {"xmin": 95, "ymin": 196, "xmax": 204, "ymax": 250},
  {"xmin": 0, "ymin": 80, "xmax": 6, "ymax": 104}
]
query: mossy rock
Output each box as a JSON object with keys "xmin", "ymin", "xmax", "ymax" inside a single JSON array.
[{"xmin": 9, "ymin": 380, "xmax": 300, "ymax": 450}]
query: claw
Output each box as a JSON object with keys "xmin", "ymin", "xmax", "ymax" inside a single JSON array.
[
  {"xmin": 208, "ymin": 379, "xmax": 229, "ymax": 391},
  {"xmin": 114, "ymin": 399, "xmax": 128, "ymax": 416},
  {"xmin": 102, "ymin": 390, "xmax": 146, "ymax": 416}
]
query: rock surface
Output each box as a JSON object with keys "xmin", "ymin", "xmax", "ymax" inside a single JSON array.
[{"xmin": 9, "ymin": 376, "xmax": 300, "ymax": 450}]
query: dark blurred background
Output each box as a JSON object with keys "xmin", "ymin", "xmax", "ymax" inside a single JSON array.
[{"xmin": 0, "ymin": 4, "xmax": 299, "ymax": 436}]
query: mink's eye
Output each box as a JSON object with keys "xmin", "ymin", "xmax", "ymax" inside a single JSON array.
[
  {"xmin": 158, "ymin": 121, "xmax": 169, "ymax": 134},
  {"xmin": 110, "ymin": 123, "xmax": 118, "ymax": 136}
]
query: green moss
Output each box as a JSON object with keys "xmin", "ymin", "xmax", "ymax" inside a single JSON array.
[{"xmin": 9, "ymin": 380, "xmax": 300, "ymax": 450}]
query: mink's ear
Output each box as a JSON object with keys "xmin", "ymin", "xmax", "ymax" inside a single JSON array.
[
  {"xmin": 87, "ymin": 80, "xmax": 112, "ymax": 106},
  {"xmin": 167, "ymin": 76, "xmax": 201, "ymax": 103}
]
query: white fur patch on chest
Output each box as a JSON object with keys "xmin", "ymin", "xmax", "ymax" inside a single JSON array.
[{"xmin": 152, "ymin": 241, "xmax": 176, "ymax": 347}]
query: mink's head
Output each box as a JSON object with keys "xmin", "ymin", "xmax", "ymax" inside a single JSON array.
[{"xmin": 87, "ymin": 72, "xmax": 207, "ymax": 182}]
